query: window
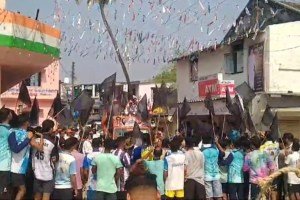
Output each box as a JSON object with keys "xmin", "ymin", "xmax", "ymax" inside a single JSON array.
[
  {"xmin": 25, "ymin": 72, "xmax": 42, "ymax": 86},
  {"xmin": 190, "ymin": 61, "xmax": 198, "ymax": 82},
  {"xmin": 225, "ymin": 44, "xmax": 244, "ymax": 74}
]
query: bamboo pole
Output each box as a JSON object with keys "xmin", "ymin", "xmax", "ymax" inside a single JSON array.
[
  {"xmin": 210, "ymin": 112, "xmax": 216, "ymax": 138},
  {"xmin": 164, "ymin": 115, "xmax": 170, "ymax": 138},
  {"xmin": 221, "ymin": 115, "xmax": 226, "ymax": 139},
  {"xmin": 106, "ymin": 91, "xmax": 115, "ymax": 139}
]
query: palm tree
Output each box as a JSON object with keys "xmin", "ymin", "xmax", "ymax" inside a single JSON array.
[{"xmin": 75, "ymin": 0, "xmax": 131, "ymax": 100}]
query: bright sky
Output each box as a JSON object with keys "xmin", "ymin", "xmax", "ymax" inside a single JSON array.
[{"xmin": 6, "ymin": 0, "xmax": 300, "ymax": 84}]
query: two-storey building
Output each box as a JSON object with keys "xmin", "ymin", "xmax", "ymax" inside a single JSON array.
[
  {"xmin": 174, "ymin": 0, "xmax": 300, "ymax": 137},
  {"xmin": 0, "ymin": 0, "xmax": 61, "ymax": 124}
]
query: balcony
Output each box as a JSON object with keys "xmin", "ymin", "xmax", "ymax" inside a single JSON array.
[{"xmin": 0, "ymin": 8, "xmax": 60, "ymax": 93}]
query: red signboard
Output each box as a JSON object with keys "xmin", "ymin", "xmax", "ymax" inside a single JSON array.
[{"xmin": 198, "ymin": 79, "xmax": 235, "ymax": 97}]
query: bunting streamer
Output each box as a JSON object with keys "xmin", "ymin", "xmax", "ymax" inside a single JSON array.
[{"xmin": 32, "ymin": 0, "xmax": 286, "ymax": 69}]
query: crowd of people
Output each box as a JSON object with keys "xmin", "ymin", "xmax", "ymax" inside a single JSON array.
[{"xmin": 0, "ymin": 107, "xmax": 300, "ymax": 200}]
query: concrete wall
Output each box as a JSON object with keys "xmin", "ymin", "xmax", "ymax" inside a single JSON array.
[
  {"xmin": 265, "ymin": 21, "xmax": 300, "ymax": 94},
  {"xmin": 177, "ymin": 22, "xmax": 300, "ymax": 103}
]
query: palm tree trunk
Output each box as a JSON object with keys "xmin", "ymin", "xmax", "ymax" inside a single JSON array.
[{"xmin": 99, "ymin": 3, "xmax": 131, "ymax": 100}]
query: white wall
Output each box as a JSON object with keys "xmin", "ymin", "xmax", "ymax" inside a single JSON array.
[
  {"xmin": 176, "ymin": 46, "xmax": 247, "ymax": 102},
  {"xmin": 265, "ymin": 21, "xmax": 300, "ymax": 94},
  {"xmin": 138, "ymin": 83, "xmax": 156, "ymax": 103}
]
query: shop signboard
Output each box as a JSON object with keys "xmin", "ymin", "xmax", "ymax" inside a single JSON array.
[{"xmin": 198, "ymin": 73, "xmax": 235, "ymax": 98}]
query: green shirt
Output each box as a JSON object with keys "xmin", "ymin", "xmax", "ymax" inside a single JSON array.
[
  {"xmin": 92, "ymin": 153, "xmax": 123, "ymax": 193},
  {"xmin": 145, "ymin": 160, "xmax": 165, "ymax": 195}
]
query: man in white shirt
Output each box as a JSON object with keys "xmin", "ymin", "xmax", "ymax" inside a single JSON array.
[
  {"xmin": 32, "ymin": 119, "xmax": 59, "ymax": 200},
  {"xmin": 285, "ymin": 140, "xmax": 300, "ymax": 200},
  {"xmin": 164, "ymin": 137, "xmax": 186, "ymax": 199}
]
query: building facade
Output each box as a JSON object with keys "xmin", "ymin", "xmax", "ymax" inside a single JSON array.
[
  {"xmin": 1, "ymin": 61, "xmax": 60, "ymax": 123},
  {"xmin": 0, "ymin": 1, "xmax": 61, "ymax": 124},
  {"xmin": 175, "ymin": 1, "xmax": 300, "ymax": 137}
]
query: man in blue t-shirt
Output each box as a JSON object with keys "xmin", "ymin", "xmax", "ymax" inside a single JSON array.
[
  {"xmin": 8, "ymin": 113, "xmax": 44, "ymax": 200},
  {"xmin": 0, "ymin": 108, "xmax": 12, "ymax": 198},
  {"xmin": 201, "ymin": 135, "xmax": 222, "ymax": 200}
]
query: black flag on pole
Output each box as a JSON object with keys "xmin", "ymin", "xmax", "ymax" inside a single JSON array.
[
  {"xmin": 235, "ymin": 82, "xmax": 255, "ymax": 105},
  {"xmin": 137, "ymin": 94, "xmax": 149, "ymax": 122},
  {"xmin": 244, "ymin": 109, "xmax": 256, "ymax": 135},
  {"xmin": 18, "ymin": 81, "xmax": 31, "ymax": 106},
  {"xmin": 56, "ymin": 108, "xmax": 73, "ymax": 127},
  {"xmin": 180, "ymin": 97, "xmax": 191, "ymax": 120},
  {"xmin": 100, "ymin": 73, "xmax": 116, "ymax": 107},
  {"xmin": 73, "ymin": 90, "xmax": 95, "ymax": 125},
  {"xmin": 49, "ymin": 92, "xmax": 64, "ymax": 118},
  {"xmin": 225, "ymin": 86, "xmax": 234, "ymax": 113},
  {"xmin": 204, "ymin": 93, "xmax": 215, "ymax": 115},
  {"xmin": 132, "ymin": 122, "xmax": 142, "ymax": 140},
  {"xmin": 262, "ymin": 105, "xmax": 274, "ymax": 126},
  {"xmin": 29, "ymin": 96, "xmax": 39, "ymax": 126},
  {"xmin": 270, "ymin": 113, "xmax": 280, "ymax": 140},
  {"xmin": 152, "ymin": 82, "xmax": 169, "ymax": 115}
]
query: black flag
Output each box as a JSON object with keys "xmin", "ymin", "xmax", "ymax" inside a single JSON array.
[
  {"xmin": 244, "ymin": 109, "xmax": 256, "ymax": 135},
  {"xmin": 29, "ymin": 96, "xmax": 39, "ymax": 126},
  {"xmin": 56, "ymin": 107, "xmax": 73, "ymax": 127},
  {"xmin": 180, "ymin": 97, "xmax": 191, "ymax": 120},
  {"xmin": 204, "ymin": 93, "xmax": 215, "ymax": 115},
  {"xmin": 235, "ymin": 82, "xmax": 255, "ymax": 105},
  {"xmin": 73, "ymin": 90, "xmax": 95, "ymax": 125},
  {"xmin": 49, "ymin": 92, "xmax": 64, "ymax": 118},
  {"xmin": 225, "ymin": 86, "xmax": 233, "ymax": 112},
  {"xmin": 270, "ymin": 113, "xmax": 279, "ymax": 140},
  {"xmin": 262, "ymin": 105, "xmax": 274, "ymax": 126},
  {"xmin": 132, "ymin": 122, "xmax": 142, "ymax": 139},
  {"xmin": 152, "ymin": 82, "xmax": 168, "ymax": 114},
  {"xmin": 137, "ymin": 94, "xmax": 149, "ymax": 121},
  {"xmin": 18, "ymin": 81, "xmax": 31, "ymax": 106},
  {"xmin": 100, "ymin": 73, "xmax": 116, "ymax": 106}
]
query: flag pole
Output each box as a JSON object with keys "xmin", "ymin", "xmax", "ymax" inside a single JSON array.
[
  {"xmin": 106, "ymin": 91, "xmax": 115, "ymax": 139},
  {"xmin": 164, "ymin": 115, "xmax": 170, "ymax": 139},
  {"xmin": 221, "ymin": 115, "xmax": 226, "ymax": 139},
  {"xmin": 176, "ymin": 107, "xmax": 179, "ymax": 131},
  {"xmin": 210, "ymin": 112, "xmax": 216, "ymax": 138}
]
